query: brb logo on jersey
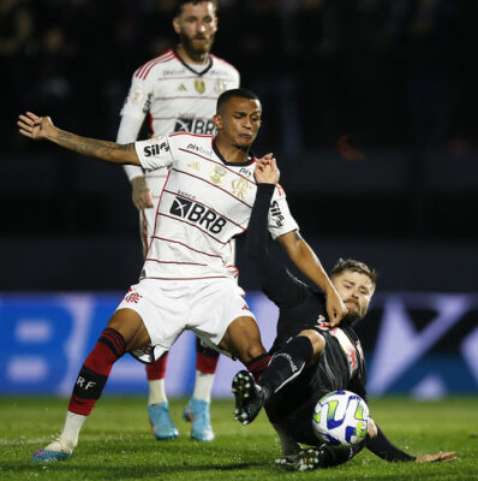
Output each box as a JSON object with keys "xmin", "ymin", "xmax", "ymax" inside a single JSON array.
[
  {"xmin": 143, "ymin": 141, "xmax": 169, "ymax": 157},
  {"xmin": 174, "ymin": 117, "xmax": 215, "ymax": 135},
  {"xmin": 170, "ymin": 196, "xmax": 227, "ymax": 234}
]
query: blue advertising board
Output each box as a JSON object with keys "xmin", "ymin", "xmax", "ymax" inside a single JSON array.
[{"xmin": 1, "ymin": 292, "xmax": 477, "ymax": 398}]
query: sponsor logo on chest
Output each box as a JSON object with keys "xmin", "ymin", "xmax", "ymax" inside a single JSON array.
[{"xmin": 170, "ymin": 196, "xmax": 227, "ymax": 234}]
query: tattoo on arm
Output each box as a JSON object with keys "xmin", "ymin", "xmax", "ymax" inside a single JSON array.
[{"xmin": 52, "ymin": 129, "xmax": 138, "ymax": 165}]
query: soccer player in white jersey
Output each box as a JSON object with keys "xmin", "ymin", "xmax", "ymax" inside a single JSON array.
[
  {"xmin": 19, "ymin": 88, "xmax": 348, "ymax": 463},
  {"xmin": 117, "ymin": 0, "xmax": 240, "ymax": 442}
]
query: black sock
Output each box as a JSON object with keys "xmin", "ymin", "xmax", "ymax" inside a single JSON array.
[{"xmin": 259, "ymin": 336, "xmax": 313, "ymax": 400}]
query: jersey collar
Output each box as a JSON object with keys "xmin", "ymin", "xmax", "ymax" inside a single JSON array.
[
  {"xmin": 173, "ymin": 48, "xmax": 213, "ymax": 76},
  {"xmin": 212, "ymin": 138, "xmax": 256, "ymax": 167}
]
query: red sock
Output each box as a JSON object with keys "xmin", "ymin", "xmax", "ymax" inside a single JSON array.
[
  {"xmin": 195, "ymin": 337, "xmax": 219, "ymax": 374},
  {"xmin": 145, "ymin": 352, "xmax": 168, "ymax": 381},
  {"xmin": 245, "ymin": 353, "xmax": 271, "ymax": 382},
  {"xmin": 68, "ymin": 327, "xmax": 126, "ymax": 416}
]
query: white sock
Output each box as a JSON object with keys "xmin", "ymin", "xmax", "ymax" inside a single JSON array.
[
  {"xmin": 148, "ymin": 379, "xmax": 168, "ymax": 405},
  {"xmin": 60, "ymin": 411, "xmax": 87, "ymax": 448},
  {"xmin": 192, "ymin": 371, "xmax": 215, "ymax": 402}
]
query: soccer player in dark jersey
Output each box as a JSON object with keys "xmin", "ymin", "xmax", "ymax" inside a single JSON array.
[{"xmin": 232, "ymin": 159, "xmax": 456, "ymax": 471}]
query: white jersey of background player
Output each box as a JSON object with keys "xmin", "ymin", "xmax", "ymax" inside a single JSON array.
[
  {"xmin": 115, "ymin": 0, "xmax": 240, "ymax": 443},
  {"xmin": 118, "ymin": 51, "xmax": 239, "ymax": 249}
]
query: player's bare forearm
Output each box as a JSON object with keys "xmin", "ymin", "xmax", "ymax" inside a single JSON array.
[
  {"xmin": 17, "ymin": 111, "xmax": 139, "ymax": 165},
  {"xmin": 50, "ymin": 128, "xmax": 139, "ymax": 165},
  {"xmin": 278, "ymin": 231, "xmax": 347, "ymax": 325},
  {"xmin": 278, "ymin": 232, "xmax": 334, "ymax": 294}
]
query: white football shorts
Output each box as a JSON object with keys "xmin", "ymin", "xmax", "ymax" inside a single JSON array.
[{"xmin": 116, "ymin": 277, "xmax": 255, "ymax": 361}]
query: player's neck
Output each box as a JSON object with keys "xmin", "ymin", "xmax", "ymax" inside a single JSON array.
[
  {"xmin": 176, "ymin": 44, "xmax": 210, "ymax": 65},
  {"xmin": 214, "ymin": 137, "xmax": 251, "ymax": 165}
]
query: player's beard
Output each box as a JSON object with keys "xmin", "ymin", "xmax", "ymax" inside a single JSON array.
[
  {"xmin": 341, "ymin": 310, "xmax": 363, "ymax": 327},
  {"xmin": 180, "ymin": 32, "xmax": 215, "ymax": 60}
]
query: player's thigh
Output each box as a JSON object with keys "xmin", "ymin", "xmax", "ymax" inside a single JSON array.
[
  {"xmin": 219, "ymin": 315, "xmax": 265, "ymax": 362},
  {"xmin": 189, "ymin": 278, "xmax": 264, "ymax": 362},
  {"xmin": 115, "ymin": 279, "xmax": 188, "ymax": 356},
  {"xmin": 108, "ymin": 308, "xmax": 151, "ymax": 352}
]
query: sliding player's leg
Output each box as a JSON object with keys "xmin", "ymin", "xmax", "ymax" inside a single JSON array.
[
  {"xmin": 32, "ymin": 308, "xmax": 151, "ymax": 462},
  {"xmin": 183, "ymin": 339, "xmax": 219, "ymax": 441},
  {"xmin": 232, "ymin": 329, "xmax": 325, "ymax": 424}
]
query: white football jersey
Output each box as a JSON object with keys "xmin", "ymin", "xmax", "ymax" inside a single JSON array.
[
  {"xmin": 121, "ymin": 49, "xmax": 240, "ymax": 140},
  {"xmin": 134, "ymin": 133, "xmax": 299, "ymax": 281}
]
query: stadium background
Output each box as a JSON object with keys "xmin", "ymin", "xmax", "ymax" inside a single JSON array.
[{"xmin": 1, "ymin": 0, "xmax": 477, "ymax": 399}]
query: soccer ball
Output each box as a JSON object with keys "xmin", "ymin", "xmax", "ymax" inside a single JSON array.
[{"xmin": 312, "ymin": 390, "xmax": 369, "ymax": 446}]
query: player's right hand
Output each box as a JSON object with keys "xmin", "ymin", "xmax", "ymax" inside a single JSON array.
[
  {"xmin": 131, "ymin": 176, "xmax": 153, "ymax": 209},
  {"xmin": 17, "ymin": 112, "xmax": 55, "ymax": 140}
]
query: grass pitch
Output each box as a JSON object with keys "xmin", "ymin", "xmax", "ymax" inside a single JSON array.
[{"xmin": 0, "ymin": 396, "xmax": 476, "ymax": 481}]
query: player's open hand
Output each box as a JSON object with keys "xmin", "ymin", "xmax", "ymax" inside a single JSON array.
[
  {"xmin": 255, "ymin": 153, "xmax": 280, "ymax": 185},
  {"xmin": 131, "ymin": 176, "xmax": 154, "ymax": 209},
  {"xmin": 415, "ymin": 451, "xmax": 457, "ymax": 463},
  {"xmin": 325, "ymin": 289, "xmax": 348, "ymax": 327},
  {"xmin": 17, "ymin": 112, "xmax": 55, "ymax": 140}
]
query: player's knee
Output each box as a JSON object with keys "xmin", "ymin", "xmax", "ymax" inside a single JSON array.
[
  {"xmin": 237, "ymin": 341, "xmax": 265, "ymax": 363},
  {"xmin": 221, "ymin": 315, "xmax": 265, "ymax": 362},
  {"xmin": 108, "ymin": 308, "xmax": 150, "ymax": 351},
  {"xmin": 299, "ymin": 329, "xmax": 325, "ymax": 358}
]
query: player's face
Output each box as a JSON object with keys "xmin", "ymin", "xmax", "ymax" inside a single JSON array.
[
  {"xmin": 332, "ymin": 270, "xmax": 375, "ymax": 321},
  {"xmin": 173, "ymin": 2, "xmax": 218, "ymax": 56},
  {"xmin": 214, "ymin": 97, "xmax": 262, "ymax": 149}
]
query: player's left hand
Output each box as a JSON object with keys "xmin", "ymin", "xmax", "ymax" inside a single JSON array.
[
  {"xmin": 415, "ymin": 451, "xmax": 457, "ymax": 463},
  {"xmin": 325, "ymin": 288, "xmax": 348, "ymax": 327},
  {"xmin": 255, "ymin": 154, "xmax": 280, "ymax": 185}
]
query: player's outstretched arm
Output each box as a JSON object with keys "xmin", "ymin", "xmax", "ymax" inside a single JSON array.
[
  {"xmin": 277, "ymin": 232, "xmax": 347, "ymax": 326},
  {"xmin": 367, "ymin": 423, "xmax": 456, "ymax": 463},
  {"xmin": 415, "ymin": 452, "xmax": 457, "ymax": 463},
  {"xmin": 17, "ymin": 112, "xmax": 140, "ymax": 165}
]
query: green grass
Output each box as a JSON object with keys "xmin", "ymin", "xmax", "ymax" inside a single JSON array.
[{"xmin": 0, "ymin": 396, "xmax": 476, "ymax": 481}]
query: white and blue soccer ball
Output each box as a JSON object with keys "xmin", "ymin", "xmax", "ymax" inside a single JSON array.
[{"xmin": 312, "ymin": 390, "xmax": 369, "ymax": 446}]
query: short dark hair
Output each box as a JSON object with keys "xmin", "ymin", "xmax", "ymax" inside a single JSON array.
[
  {"xmin": 175, "ymin": 0, "xmax": 219, "ymax": 17},
  {"xmin": 331, "ymin": 258, "xmax": 378, "ymax": 286},
  {"xmin": 216, "ymin": 88, "xmax": 260, "ymax": 113}
]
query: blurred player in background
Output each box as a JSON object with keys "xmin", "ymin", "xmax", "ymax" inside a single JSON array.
[
  {"xmin": 117, "ymin": 0, "xmax": 239, "ymax": 442},
  {"xmin": 233, "ymin": 162, "xmax": 457, "ymax": 471}
]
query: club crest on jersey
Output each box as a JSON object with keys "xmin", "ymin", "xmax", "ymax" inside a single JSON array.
[
  {"xmin": 143, "ymin": 142, "xmax": 169, "ymax": 157},
  {"xmin": 231, "ymin": 178, "xmax": 251, "ymax": 200},
  {"xmin": 210, "ymin": 165, "xmax": 227, "ymax": 184},
  {"xmin": 170, "ymin": 196, "xmax": 227, "ymax": 234},
  {"xmin": 194, "ymin": 79, "xmax": 206, "ymax": 94}
]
